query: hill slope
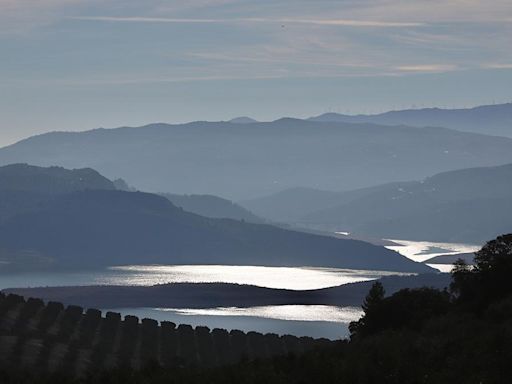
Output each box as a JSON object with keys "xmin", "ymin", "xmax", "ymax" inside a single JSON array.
[
  {"xmin": 161, "ymin": 193, "xmax": 262, "ymax": 223},
  {"xmin": 2, "ymin": 120, "xmax": 512, "ymax": 199},
  {"xmin": 299, "ymin": 164, "xmax": 512, "ymax": 243},
  {"xmin": 0, "ymin": 189, "xmax": 430, "ymax": 272},
  {"xmin": 243, "ymin": 163, "xmax": 512, "ymax": 243},
  {"xmin": 241, "ymin": 183, "xmax": 407, "ymax": 223},
  {"xmin": 0, "ymin": 165, "xmax": 429, "ymax": 272},
  {"xmin": 0, "ymin": 163, "xmax": 115, "ymax": 193},
  {"xmin": 0, "ymin": 164, "xmax": 117, "ymax": 224},
  {"xmin": 309, "ymin": 103, "xmax": 512, "ymax": 137}
]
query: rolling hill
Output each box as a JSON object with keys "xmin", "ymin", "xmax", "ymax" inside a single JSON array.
[
  {"xmin": 0, "ymin": 164, "xmax": 117, "ymax": 225},
  {"xmin": 0, "ymin": 164, "xmax": 430, "ymax": 273},
  {"xmin": 245, "ymin": 163, "xmax": 512, "ymax": 243},
  {"xmin": 161, "ymin": 193, "xmax": 262, "ymax": 223},
  {"xmin": 0, "ymin": 163, "xmax": 116, "ymax": 194},
  {"xmin": 2, "ymin": 119, "xmax": 512, "ymax": 199}
]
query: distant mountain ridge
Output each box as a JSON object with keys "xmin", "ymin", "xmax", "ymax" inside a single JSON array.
[
  {"xmin": 0, "ymin": 164, "xmax": 261, "ymax": 224},
  {"xmin": 0, "ymin": 164, "xmax": 430, "ymax": 273},
  {"xmin": 229, "ymin": 116, "xmax": 258, "ymax": 124},
  {"xmin": 309, "ymin": 103, "xmax": 512, "ymax": 138},
  {"xmin": 2, "ymin": 119, "xmax": 512, "ymax": 199},
  {"xmin": 0, "ymin": 164, "xmax": 117, "ymax": 225},
  {"xmin": 161, "ymin": 193, "xmax": 262, "ymax": 223},
  {"xmin": 243, "ymin": 163, "xmax": 512, "ymax": 243},
  {"xmin": 0, "ymin": 163, "xmax": 116, "ymax": 193}
]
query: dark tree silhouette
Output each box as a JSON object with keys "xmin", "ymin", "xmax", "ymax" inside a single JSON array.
[
  {"xmin": 349, "ymin": 281, "xmax": 384, "ymax": 337},
  {"xmin": 452, "ymin": 234, "xmax": 512, "ymax": 308},
  {"xmin": 362, "ymin": 281, "xmax": 385, "ymax": 312}
]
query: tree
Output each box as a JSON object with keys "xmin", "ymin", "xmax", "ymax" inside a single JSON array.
[
  {"xmin": 474, "ymin": 234, "xmax": 512, "ymax": 274},
  {"xmin": 362, "ymin": 281, "xmax": 385, "ymax": 312},
  {"xmin": 349, "ymin": 282, "xmax": 385, "ymax": 338},
  {"xmin": 451, "ymin": 234, "xmax": 512, "ymax": 308},
  {"xmin": 450, "ymin": 258, "xmax": 473, "ymax": 300},
  {"xmin": 474, "ymin": 234, "xmax": 512, "ymax": 301}
]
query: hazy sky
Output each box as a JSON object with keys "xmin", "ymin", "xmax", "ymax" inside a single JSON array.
[{"xmin": 1, "ymin": 0, "xmax": 511, "ymax": 146}]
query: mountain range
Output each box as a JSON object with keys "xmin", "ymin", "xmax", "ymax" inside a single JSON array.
[
  {"xmin": 242, "ymin": 163, "xmax": 512, "ymax": 243},
  {"xmin": 309, "ymin": 103, "xmax": 512, "ymax": 138},
  {"xmin": 0, "ymin": 164, "xmax": 429, "ymax": 273},
  {"xmin": 2, "ymin": 117, "xmax": 512, "ymax": 199}
]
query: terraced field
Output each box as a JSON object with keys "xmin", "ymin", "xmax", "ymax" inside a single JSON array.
[{"xmin": 0, "ymin": 292, "xmax": 331, "ymax": 378}]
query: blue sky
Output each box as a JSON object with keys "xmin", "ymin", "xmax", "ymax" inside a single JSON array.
[{"xmin": 0, "ymin": 0, "xmax": 511, "ymax": 145}]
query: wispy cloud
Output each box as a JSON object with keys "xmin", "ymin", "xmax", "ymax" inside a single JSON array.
[
  {"xmin": 71, "ymin": 16, "xmax": 424, "ymax": 28},
  {"xmin": 483, "ymin": 63, "xmax": 512, "ymax": 69},
  {"xmin": 189, "ymin": 52, "xmax": 377, "ymax": 68},
  {"xmin": 396, "ymin": 64, "xmax": 459, "ymax": 73}
]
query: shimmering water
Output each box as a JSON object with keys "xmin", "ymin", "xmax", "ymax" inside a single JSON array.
[
  {"xmin": 0, "ymin": 265, "xmax": 403, "ymax": 290},
  {"xmin": 0, "ymin": 236, "xmax": 481, "ymax": 338},
  {"xmin": 108, "ymin": 265, "xmax": 404, "ymax": 290},
  {"xmin": 106, "ymin": 306, "xmax": 360, "ymax": 340},
  {"xmin": 0, "ymin": 265, "xmax": 378, "ymax": 339},
  {"xmin": 384, "ymin": 239, "xmax": 480, "ymax": 263},
  {"xmin": 163, "ymin": 305, "xmax": 363, "ymax": 323}
]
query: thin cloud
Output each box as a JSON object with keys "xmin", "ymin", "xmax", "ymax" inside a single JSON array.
[
  {"xmin": 189, "ymin": 52, "xmax": 377, "ymax": 68},
  {"xmin": 71, "ymin": 16, "xmax": 424, "ymax": 28},
  {"xmin": 396, "ymin": 64, "xmax": 459, "ymax": 73},
  {"xmin": 483, "ymin": 63, "xmax": 512, "ymax": 69}
]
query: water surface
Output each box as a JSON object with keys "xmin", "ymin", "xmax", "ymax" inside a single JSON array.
[
  {"xmin": 384, "ymin": 239, "xmax": 480, "ymax": 263},
  {"xmin": 105, "ymin": 306, "xmax": 358, "ymax": 340},
  {"xmin": 0, "ymin": 265, "xmax": 403, "ymax": 290}
]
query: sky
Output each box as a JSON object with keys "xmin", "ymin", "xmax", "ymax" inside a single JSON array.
[{"xmin": 0, "ymin": 0, "xmax": 511, "ymax": 146}]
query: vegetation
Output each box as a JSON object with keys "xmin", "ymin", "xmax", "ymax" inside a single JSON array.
[
  {"xmin": 1, "ymin": 234, "xmax": 511, "ymax": 383},
  {"xmin": 0, "ymin": 293, "xmax": 327, "ymax": 382},
  {"xmin": 0, "ymin": 163, "xmax": 429, "ymax": 273}
]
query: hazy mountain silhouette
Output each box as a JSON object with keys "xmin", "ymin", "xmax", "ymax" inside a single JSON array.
[
  {"xmin": 229, "ymin": 116, "xmax": 259, "ymax": 124},
  {"xmin": 0, "ymin": 164, "xmax": 259, "ymax": 224},
  {"xmin": 161, "ymin": 193, "xmax": 262, "ymax": 222},
  {"xmin": 241, "ymin": 185, "xmax": 405, "ymax": 223},
  {"xmin": 0, "ymin": 164, "xmax": 117, "ymax": 224},
  {"xmin": 2, "ymin": 119, "xmax": 512, "ymax": 199},
  {"xmin": 0, "ymin": 165, "xmax": 430, "ymax": 273},
  {"xmin": 309, "ymin": 103, "xmax": 512, "ymax": 137},
  {"xmin": 247, "ymin": 163, "xmax": 512, "ymax": 243},
  {"xmin": 0, "ymin": 190, "xmax": 432, "ymax": 272},
  {"xmin": 0, "ymin": 163, "xmax": 116, "ymax": 193}
]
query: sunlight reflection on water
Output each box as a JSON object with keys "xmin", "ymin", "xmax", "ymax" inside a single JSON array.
[
  {"xmin": 158, "ymin": 305, "xmax": 364, "ymax": 323},
  {"xmin": 385, "ymin": 239, "xmax": 481, "ymax": 263},
  {"xmin": 0, "ymin": 265, "xmax": 407, "ymax": 290},
  {"xmin": 106, "ymin": 265, "xmax": 405, "ymax": 290}
]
